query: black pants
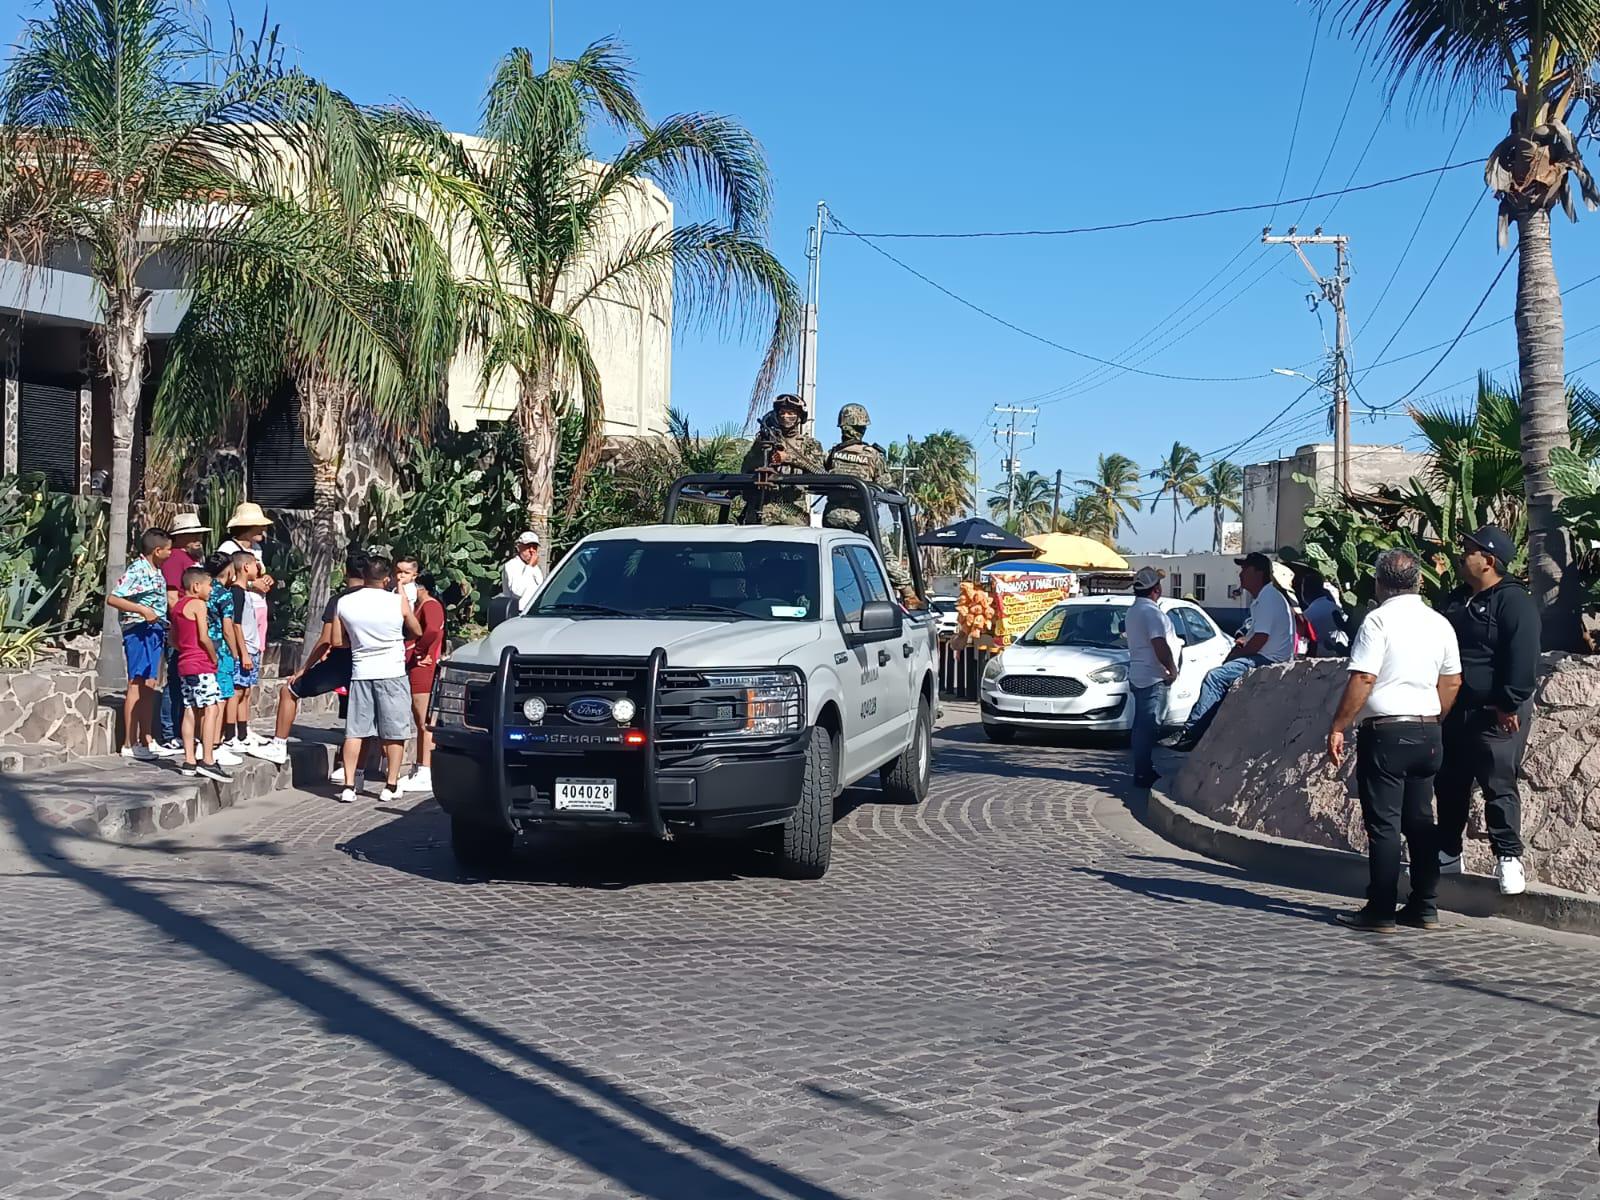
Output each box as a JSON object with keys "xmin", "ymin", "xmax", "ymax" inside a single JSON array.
[
  {"xmin": 1356, "ymin": 720, "xmax": 1443, "ymax": 916},
  {"xmin": 1435, "ymin": 701, "xmax": 1531, "ymax": 859}
]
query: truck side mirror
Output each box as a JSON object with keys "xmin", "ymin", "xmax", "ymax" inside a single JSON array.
[
  {"xmin": 857, "ymin": 600, "xmax": 903, "ymax": 642},
  {"xmin": 486, "ymin": 594, "xmax": 519, "ymax": 630}
]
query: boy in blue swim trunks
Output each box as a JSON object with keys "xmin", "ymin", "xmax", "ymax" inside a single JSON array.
[
  {"xmin": 204, "ymin": 552, "xmax": 245, "ymax": 767},
  {"xmin": 107, "ymin": 528, "xmax": 176, "ymax": 760}
]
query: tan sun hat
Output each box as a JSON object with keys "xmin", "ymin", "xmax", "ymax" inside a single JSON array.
[
  {"xmin": 226, "ymin": 501, "xmax": 274, "ymax": 529},
  {"xmin": 168, "ymin": 512, "xmax": 207, "ymax": 537}
]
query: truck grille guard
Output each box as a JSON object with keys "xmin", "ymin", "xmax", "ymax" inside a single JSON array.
[{"xmin": 489, "ymin": 645, "xmax": 670, "ymax": 841}]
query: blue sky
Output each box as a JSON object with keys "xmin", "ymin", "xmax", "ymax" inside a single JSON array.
[{"xmin": 7, "ymin": 0, "xmax": 1597, "ymax": 551}]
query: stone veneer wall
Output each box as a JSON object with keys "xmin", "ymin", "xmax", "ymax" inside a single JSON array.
[
  {"xmin": 0, "ymin": 661, "xmax": 115, "ymax": 758},
  {"xmin": 1172, "ymin": 654, "xmax": 1600, "ymax": 896}
]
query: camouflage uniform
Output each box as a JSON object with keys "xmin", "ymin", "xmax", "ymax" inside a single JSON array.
[
  {"xmin": 739, "ymin": 418, "xmax": 824, "ymax": 526},
  {"xmin": 824, "ymin": 405, "xmax": 914, "ymax": 595}
]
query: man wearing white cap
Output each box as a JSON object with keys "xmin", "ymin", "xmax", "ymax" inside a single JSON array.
[
  {"xmin": 500, "ymin": 531, "xmax": 545, "ymax": 617},
  {"xmin": 1126, "ymin": 566, "xmax": 1179, "ymax": 788}
]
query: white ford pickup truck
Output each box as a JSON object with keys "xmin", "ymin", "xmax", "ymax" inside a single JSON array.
[{"xmin": 429, "ymin": 477, "xmax": 937, "ymax": 880}]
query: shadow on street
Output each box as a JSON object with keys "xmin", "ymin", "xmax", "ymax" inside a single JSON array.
[{"xmin": 0, "ymin": 774, "xmax": 850, "ymax": 1200}]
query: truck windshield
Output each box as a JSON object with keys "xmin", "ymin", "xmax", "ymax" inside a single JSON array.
[{"xmin": 531, "ymin": 540, "xmax": 821, "ymax": 621}]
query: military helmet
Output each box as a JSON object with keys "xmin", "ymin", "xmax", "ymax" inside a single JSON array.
[
  {"xmin": 837, "ymin": 403, "xmax": 870, "ymax": 428},
  {"xmin": 773, "ymin": 392, "xmax": 807, "ymax": 416}
]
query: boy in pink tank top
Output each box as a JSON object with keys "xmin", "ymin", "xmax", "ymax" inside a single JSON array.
[{"xmin": 172, "ymin": 566, "xmax": 230, "ymax": 783}]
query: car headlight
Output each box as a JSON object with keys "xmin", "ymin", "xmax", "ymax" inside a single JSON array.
[
  {"xmin": 700, "ymin": 669, "xmax": 804, "ymax": 736},
  {"xmin": 982, "ymin": 655, "xmax": 1005, "ymax": 682},
  {"xmin": 430, "ymin": 663, "xmax": 493, "ymax": 729},
  {"xmin": 1088, "ymin": 663, "xmax": 1128, "ymax": 684}
]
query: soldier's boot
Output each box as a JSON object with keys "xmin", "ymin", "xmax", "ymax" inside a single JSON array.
[{"xmin": 900, "ymin": 586, "xmax": 924, "ymax": 611}]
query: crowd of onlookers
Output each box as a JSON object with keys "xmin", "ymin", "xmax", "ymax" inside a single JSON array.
[{"xmin": 106, "ymin": 504, "xmax": 545, "ymax": 802}]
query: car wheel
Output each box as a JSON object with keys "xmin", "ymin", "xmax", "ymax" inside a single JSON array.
[
  {"xmin": 881, "ymin": 696, "xmax": 932, "ymax": 804},
  {"xmin": 982, "ymin": 722, "xmax": 1016, "ymax": 744},
  {"xmin": 450, "ymin": 814, "xmax": 514, "ymax": 874},
  {"xmin": 775, "ymin": 725, "xmax": 834, "ymax": 879}
]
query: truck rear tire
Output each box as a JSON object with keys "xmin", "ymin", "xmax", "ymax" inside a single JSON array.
[
  {"xmin": 450, "ymin": 814, "xmax": 514, "ymax": 874},
  {"xmin": 776, "ymin": 726, "xmax": 834, "ymax": 879},
  {"xmin": 982, "ymin": 722, "xmax": 1016, "ymax": 744},
  {"xmin": 881, "ymin": 696, "xmax": 931, "ymax": 804}
]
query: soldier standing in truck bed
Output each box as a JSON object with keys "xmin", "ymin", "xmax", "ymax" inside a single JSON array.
[
  {"xmin": 823, "ymin": 404, "xmax": 921, "ymax": 609},
  {"xmin": 740, "ymin": 393, "xmax": 824, "ymax": 526}
]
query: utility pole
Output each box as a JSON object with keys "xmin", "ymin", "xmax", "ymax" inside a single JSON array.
[
  {"xmin": 796, "ymin": 200, "xmax": 827, "ymax": 436},
  {"xmin": 993, "ymin": 404, "xmax": 1037, "ymax": 526},
  {"xmin": 1262, "ymin": 227, "xmax": 1351, "ymax": 495},
  {"xmin": 1051, "ymin": 468, "xmax": 1063, "ymax": 528}
]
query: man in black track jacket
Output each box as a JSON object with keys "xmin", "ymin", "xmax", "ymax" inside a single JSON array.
[{"xmin": 1435, "ymin": 526, "xmax": 1540, "ymax": 897}]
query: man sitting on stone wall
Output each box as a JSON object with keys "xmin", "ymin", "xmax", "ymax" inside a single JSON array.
[{"xmin": 1167, "ymin": 552, "xmax": 1297, "ymax": 752}]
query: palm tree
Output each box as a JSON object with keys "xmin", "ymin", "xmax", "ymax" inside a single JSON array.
[
  {"xmin": 889, "ymin": 430, "xmax": 976, "ymax": 531},
  {"xmin": 1324, "ymin": 2, "xmax": 1600, "ymax": 646},
  {"xmin": 988, "ymin": 470, "xmax": 1054, "ymax": 535},
  {"xmin": 1074, "ymin": 453, "xmax": 1143, "ymax": 540},
  {"xmin": 1148, "ymin": 441, "xmax": 1203, "ymax": 553},
  {"xmin": 0, "ymin": 0, "xmax": 301, "ymax": 685},
  {"xmin": 465, "ymin": 40, "xmax": 801, "ymax": 537},
  {"xmin": 154, "ymin": 90, "xmax": 476, "ymax": 643},
  {"xmin": 1191, "ymin": 460, "xmax": 1243, "ymax": 553}
]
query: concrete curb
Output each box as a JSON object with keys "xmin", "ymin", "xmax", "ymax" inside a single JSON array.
[{"xmin": 1147, "ymin": 785, "xmax": 1600, "ymax": 938}]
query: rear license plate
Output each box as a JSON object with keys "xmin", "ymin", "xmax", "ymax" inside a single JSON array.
[{"xmin": 554, "ymin": 778, "xmax": 617, "ymax": 812}]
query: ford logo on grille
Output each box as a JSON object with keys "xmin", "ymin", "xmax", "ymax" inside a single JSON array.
[{"xmin": 565, "ymin": 696, "xmax": 614, "ymax": 723}]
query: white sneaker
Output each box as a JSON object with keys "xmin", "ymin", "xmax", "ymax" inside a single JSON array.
[
  {"xmin": 121, "ymin": 745, "xmax": 155, "ymax": 761},
  {"xmin": 214, "ymin": 748, "xmax": 244, "ymax": 767},
  {"xmin": 329, "ymin": 763, "xmax": 344, "ymax": 785},
  {"xmin": 399, "ymin": 766, "xmax": 432, "ymax": 794},
  {"xmin": 246, "ymin": 738, "xmax": 286, "ymax": 763},
  {"xmin": 223, "ymin": 737, "xmax": 247, "ymax": 753},
  {"xmin": 1438, "ymin": 851, "xmax": 1462, "ymax": 875},
  {"xmin": 1496, "ymin": 857, "xmax": 1527, "ymax": 896},
  {"xmin": 337, "ymin": 787, "xmax": 356, "ymax": 804},
  {"xmin": 244, "ymin": 731, "xmax": 271, "ymax": 747},
  {"xmin": 330, "ymin": 767, "xmax": 365, "ymax": 792},
  {"xmin": 145, "ymin": 741, "xmax": 180, "ymax": 759},
  {"xmin": 380, "ymin": 785, "xmax": 402, "ymax": 803}
]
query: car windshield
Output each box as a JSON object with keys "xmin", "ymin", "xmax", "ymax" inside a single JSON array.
[
  {"xmin": 530, "ymin": 539, "xmax": 820, "ymax": 621},
  {"xmin": 1019, "ymin": 603, "xmax": 1129, "ymax": 649},
  {"xmin": 929, "ymin": 599, "xmax": 956, "ymax": 614}
]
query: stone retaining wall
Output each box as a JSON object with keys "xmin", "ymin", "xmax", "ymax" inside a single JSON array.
[
  {"xmin": 0, "ymin": 661, "xmax": 115, "ymax": 759},
  {"xmin": 1172, "ymin": 654, "xmax": 1600, "ymax": 896}
]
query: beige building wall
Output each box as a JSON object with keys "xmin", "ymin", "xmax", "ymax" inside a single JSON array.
[
  {"xmin": 443, "ymin": 141, "xmax": 673, "ymax": 439},
  {"xmin": 1242, "ymin": 442, "xmax": 1428, "ymax": 553}
]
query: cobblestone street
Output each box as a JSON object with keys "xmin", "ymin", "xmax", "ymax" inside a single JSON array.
[{"xmin": 1, "ymin": 714, "xmax": 1596, "ymax": 1199}]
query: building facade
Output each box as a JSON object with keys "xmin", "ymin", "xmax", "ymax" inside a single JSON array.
[
  {"xmin": 1241, "ymin": 441, "xmax": 1426, "ymax": 554},
  {"xmin": 0, "ymin": 142, "xmax": 673, "ymax": 504}
]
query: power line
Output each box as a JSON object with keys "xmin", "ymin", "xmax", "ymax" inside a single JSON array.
[
  {"xmin": 1320, "ymin": 109, "xmax": 1385, "ymax": 224},
  {"xmin": 823, "ymin": 160, "xmax": 1481, "ymax": 240},
  {"xmin": 1360, "ymin": 194, "xmax": 1480, "ymax": 370},
  {"xmin": 828, "ymin": 211, "xmax": 1276, "ymax": 384},
  {"xmin": 1367, "ymin": 254, "xmax": 1516, "ymax": 412},
  {"xmin": 1290, "ymin": 64, "xmax": 1360, "ymax": 229},
  {"xmin": 1269, "ymin": 21, "xmax": 1320, "ymax": 228}
]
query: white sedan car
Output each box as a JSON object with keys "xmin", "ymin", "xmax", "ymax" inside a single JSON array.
[{"xmin": 979, "ymin": 595, "xmax": 1231, "ymax": 741}]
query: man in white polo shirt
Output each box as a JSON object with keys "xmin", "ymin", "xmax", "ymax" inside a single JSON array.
[
  {"xmin": 1327, "ymin": 548, "xmax": 1462, "ymax": 932},
  {"xmin": 1169, "ymin": 551, "xmax": 1296, "ymax": 750},
  {"xmin": 500, "ymin": 531, "xmax": 545, "ymax": 617}
]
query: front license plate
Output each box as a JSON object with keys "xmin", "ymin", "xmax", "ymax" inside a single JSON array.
[
  {"xmin": 1024, "ymin": 700, "xmax": 1055, "ymax": 714},
  {"xmin": 554, "ymin": 778, "xmax": 617, "ymax": 812}
]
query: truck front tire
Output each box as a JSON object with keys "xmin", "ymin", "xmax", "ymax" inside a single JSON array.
[
  {"xmin": 881, "ymin": 696, "xmax": 931, "ymax": 804},
  {"xmin": 450, "ymin": 814, "xmax": 515, "ymax": 874},
  {"xmin": 776, "ymin": 726, "xmax": 834, "ymax": 879}
]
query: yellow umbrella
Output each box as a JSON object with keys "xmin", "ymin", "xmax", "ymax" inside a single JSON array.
[{"xmin": 1023, "ymin": 533, "xmax": 1129, "ymax": 570}]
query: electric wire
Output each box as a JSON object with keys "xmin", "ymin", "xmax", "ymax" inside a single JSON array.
[
  {"xmin": 1359, "ymin": 194, "xmax": 1480, "ymax": 374},
  {"xmin": 827, "ymin": 211, "xmax": 1276, "ymax": 383},
  {"xmin": 1367, "ymin": 254, "xmax": 1516, "ymax": 412},
  {"xmin": 1290, "ymin": 63, "xmax": 1361, "ymax": 229},
  {"xmin": 1269, "ymin": 21, "xmax": 1320, "ymax": 229},
  {"xmin": 824, "ymin": 160, "xmax": 1481, "ymax": 240}
]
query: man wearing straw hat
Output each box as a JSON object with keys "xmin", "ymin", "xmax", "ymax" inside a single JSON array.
[
  {"xmin": 218, "ymin": 501, "xmax": 272, "ymax": 561},
  {"xmin": 157, "ymin": 511, "xmax": 209, "ymax": 750}
]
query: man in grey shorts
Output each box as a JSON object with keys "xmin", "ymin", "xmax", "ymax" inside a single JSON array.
[{"xmin": 333, "ymin": 555, "xmax": 422, "ymax": 802}]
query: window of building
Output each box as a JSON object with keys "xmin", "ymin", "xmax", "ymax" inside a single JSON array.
[
  {"xmin": 1194, "ymin": 573, "xmax": 1206, "ymax": 602},
  {"xmin": 1171, "ymin": 573, "xmax": 1182, "ymax": 597}
]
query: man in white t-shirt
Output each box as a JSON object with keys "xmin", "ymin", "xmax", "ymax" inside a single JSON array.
[
  {"xmin": 1170, "ymin": 552, "xmax": 1296, "ymax": 750},
  {"xmin": 333, "ymin": 555, "xmax": 421, "ymax": 803},
  {"xmin": 1125, "ymin": 567, "xmax": 1180, "ymax": 789},
  {"xmin": 1326, "ymin": 548, "xmax": 1461, "ymax": 932},
  {"xmin": 500, "ymin": 531, "xmax": 545, "ymax": 616}
]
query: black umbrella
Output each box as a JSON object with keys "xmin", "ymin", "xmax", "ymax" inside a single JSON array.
[{"xmin": 916, "ymin": 517, "xmax": 1034, "ymax": 551}]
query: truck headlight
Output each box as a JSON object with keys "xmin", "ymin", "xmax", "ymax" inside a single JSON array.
[
  {"xmin": 431, "ymin": 663, "xmax": 492, "ymax": 729},
  {"xmin": 701, "ymin": 670, "xmax": 804, "ymax": 736},
  {"xmin": 1089, "ymin": 663, "xmax": 1128, "ymax": 684}
]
